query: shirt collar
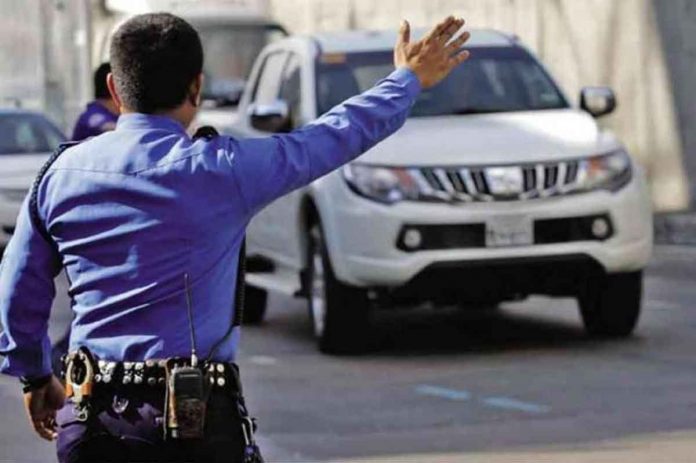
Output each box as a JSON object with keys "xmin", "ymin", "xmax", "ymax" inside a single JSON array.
[{"xmin": 116, "ymin": 113, "xmax": 187, "ymax": 135}]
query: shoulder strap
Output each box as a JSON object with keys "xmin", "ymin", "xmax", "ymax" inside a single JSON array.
[
  {"xmin": 29, "ymin": 141, "xmax": 79, "ymax": 245},
  {"xmin": 192, "ymin": 126, "xmax": 247, "ymax": 361},
  {"xmin": 232, "ymin": 240, "xmax": 246, "ymax": 327}
]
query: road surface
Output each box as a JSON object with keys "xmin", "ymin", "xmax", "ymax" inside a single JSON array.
[{"xmin": 2, "ymin": 245, "xmax": 696, "ymax": 462}]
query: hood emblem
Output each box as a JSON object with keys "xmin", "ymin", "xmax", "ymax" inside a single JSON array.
[{"xmin": 484, "ymin": 167, "xmax": 524, "ymax": 196}]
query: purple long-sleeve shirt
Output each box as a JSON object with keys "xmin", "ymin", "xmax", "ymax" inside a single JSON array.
[{"xmin": 0, "ymin": 68, "xmax": 421, "ymax": 378}]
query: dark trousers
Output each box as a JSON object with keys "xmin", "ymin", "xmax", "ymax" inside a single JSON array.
[{"xmin": 56, "ymin": 387, "xmax": 247, "ymax": 463}]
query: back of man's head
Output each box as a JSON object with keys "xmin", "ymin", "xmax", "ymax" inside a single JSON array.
[
  {"xmin": 110, "ymin": 13, "xmax": 203, "ymax": 114},
  {"xmin": 94, "ymin": 62, "xmax": 111, "ymax": 100}
]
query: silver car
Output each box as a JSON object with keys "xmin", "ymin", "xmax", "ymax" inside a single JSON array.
[{"xmin": 0, "ymin": 109, "xmax": 65, "ymax": 247}]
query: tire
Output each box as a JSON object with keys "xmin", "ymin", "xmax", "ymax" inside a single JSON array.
[
  {"xmin": 578, "ymin": 271, "xmax": 643, "ymax": 337},
  {"xmin": 306, "ymin": 222, "xmax": 371, "ymax": 354},
  {"xmin": 243, "ymin": 285, "xmax": 268, "ymax": 325}
]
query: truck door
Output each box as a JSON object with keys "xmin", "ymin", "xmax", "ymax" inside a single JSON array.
[{"xmin": 245, "ymin": 50, "xmax": 306, "ymax": 269}]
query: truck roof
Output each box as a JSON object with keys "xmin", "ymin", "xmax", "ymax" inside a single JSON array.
[
  {"xmin": 105, "ymin": 0, "xmax": 270, "ymax": 21},
  {"xmin": 311, "ymin": 29, "xmax": 516, "ymax": 54}
]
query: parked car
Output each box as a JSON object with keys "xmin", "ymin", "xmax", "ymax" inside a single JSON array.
[
  {"xmin": 0, "ymin": 109, "xmax": 66, "ymax": 248},
  {"xmin": 231, "ymin": 29, "xmax": 653, "ymax": 353}
]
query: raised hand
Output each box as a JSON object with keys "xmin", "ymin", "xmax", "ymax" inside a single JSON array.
[{"xmin": 394, "ymin": 16, "xmax": 471, "ymax": 89}]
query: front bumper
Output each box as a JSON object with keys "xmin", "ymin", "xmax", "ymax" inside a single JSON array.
[{"xmin": 315, "ymin": 171, "xmax": 653, "ymax": 288}]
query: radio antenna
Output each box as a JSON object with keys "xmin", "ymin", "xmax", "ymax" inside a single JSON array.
[{"xmin": 184, "ymin": 273, "xmax": 198, "ymax": 367}]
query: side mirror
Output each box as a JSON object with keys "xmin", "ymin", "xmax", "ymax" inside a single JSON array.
[
  {"xmin": 580, "ymin": 87, "xmax": 616, "ymax": 118},
  {"xmin": 249, "ymin": 100, "xmax": 291, "ymax": 133}
]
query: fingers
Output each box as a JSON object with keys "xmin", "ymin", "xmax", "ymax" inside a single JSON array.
[
  {"xmin": 424, "ymin": 15, "xmax": 456, "ymax": 43},
  {"xmin": 448, "ymin": 49, "xmax": 471, "ymax": 69},
  {"xmin": 397, "ymin": 20, "xmax": 411, "ymax": 46},
  {"xmin": 438, "ymin": 17, "xmax": 465, "ymax": 44},
  {"xmin": 445, "ymin": 30, "xmax": 471, "ymax": 53},
  {"xmin": 31, "ymin": 412, "xmax": 58, "ymax": 441}
]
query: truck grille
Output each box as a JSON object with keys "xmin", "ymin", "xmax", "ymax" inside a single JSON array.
[{"xmin": 409, "ymin": 160, "xmax": 582, "ymax": 202}]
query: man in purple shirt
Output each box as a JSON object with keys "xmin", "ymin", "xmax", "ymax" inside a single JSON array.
[
  {"xmin": 0, "ymin": 12, "xmax": 470, "ymax": 462},
  {"xmin": 71, "ymin": 63, "xmax": 119, "ymax": 141}
]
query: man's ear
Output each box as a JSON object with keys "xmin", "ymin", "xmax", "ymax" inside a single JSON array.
[
  {"xmin": 188, "ymin": 74, "xmax": 204, "ymax": 108},
  {"xmin": 106, "ymin": 73, "xmax": 123, "ymax": 111}
]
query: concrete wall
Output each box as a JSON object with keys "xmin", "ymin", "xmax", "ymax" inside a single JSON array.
[
  {"xmin": 0, "ymin": 0, "xmax": 92, "ymax": 132},
  {"xmin": 653, "ymin": 0, "xmax": 696, "ymax": 211},
  {"xmin": 269, "ymin": 0, "xmax": 693, "ymax": 212}
]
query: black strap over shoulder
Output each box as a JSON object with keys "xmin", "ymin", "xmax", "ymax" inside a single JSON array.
[
  {"xmin": 29, "ymin": 141, "xmax": 79, "ymax": 245},
  {"xmin": 193, "ymin": 126, "xmax": 247, "ymax": 361}
]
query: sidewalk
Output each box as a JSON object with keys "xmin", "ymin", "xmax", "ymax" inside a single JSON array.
[{"xmin": 336, "ymin": 430, "xmax": 696, "ymax": 463}]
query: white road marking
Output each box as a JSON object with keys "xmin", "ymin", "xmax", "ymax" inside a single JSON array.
[
  {"xmin": 415, "ymin": 385, "xmax": 550, "ymax": 415},
  {"xmin": 482, "ymin": 396, "xmax": 550, "ymax": 414},
  {"xmin": 415, "ymin": 385, "xmax": 471, "ymax": 401}
]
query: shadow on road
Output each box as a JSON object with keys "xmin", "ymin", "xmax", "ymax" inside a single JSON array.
[
  {"xmin": 369, "ymin": 306, "xmax": 594, "ymax": 356},
  {"xmin": 252, "ymin": 295, "xmax": 641, "ymax": 357}
]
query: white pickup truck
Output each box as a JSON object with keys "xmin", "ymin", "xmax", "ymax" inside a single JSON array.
[{"xmin": 231, "ymin": 29, "xmax": 653, "ymax": 354}]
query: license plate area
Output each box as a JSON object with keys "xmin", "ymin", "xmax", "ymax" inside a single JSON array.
[{"xmin": 485, "ymin": 215, "xmax": 533, "ymax": 247}]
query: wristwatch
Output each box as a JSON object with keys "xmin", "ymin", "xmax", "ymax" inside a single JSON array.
[{"xmin": 19, "ymin": 374, "xmax": 52, "ymax": 393}]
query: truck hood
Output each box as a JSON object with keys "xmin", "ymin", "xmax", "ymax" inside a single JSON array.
[{"xmin": 359, "ymin": 109, "xmax": 620, "ymax": 166}]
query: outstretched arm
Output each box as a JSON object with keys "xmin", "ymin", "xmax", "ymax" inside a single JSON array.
[{"xmin": 227, "ymin": 17, "xmax": 471, "ymax": 214}]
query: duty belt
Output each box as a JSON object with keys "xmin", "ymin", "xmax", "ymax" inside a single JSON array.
[{"xmin": 62, "ymin": 349, "xmax": 239, "ymax": 391}]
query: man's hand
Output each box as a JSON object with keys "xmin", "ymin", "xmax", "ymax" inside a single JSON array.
[
  {"xmin": 23, "ymin": 376, "xmax": 65, "ymax": 441},
  {"xmin": 394, "ymin": 16, "xmax": 471, "ymax": 89}
]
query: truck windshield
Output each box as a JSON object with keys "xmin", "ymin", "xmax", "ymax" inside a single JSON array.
[
  {"xmin": 316, "ymin": 46, "xmax": 568, "ymax": 117},
  {"xmin": 196, "ymin": 23, "xmax": 286, "ymax": 106}
]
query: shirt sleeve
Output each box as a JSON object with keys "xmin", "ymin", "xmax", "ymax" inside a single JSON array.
[
  {"xmin": 0, "ymin": 194, "xmax": 61, "ymax": 378},
  {"xmin": 226, "ymin": 67, "xmax": 421, "ymax": 214}
]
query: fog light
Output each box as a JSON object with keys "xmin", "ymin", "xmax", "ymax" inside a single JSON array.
[
  {"xmin": 592, "ymin": 217, "xmax": 610, "ymax": 239},
  {"xmin": 403, "ymin": 229, "xmax": 423, "ymax": 249}
]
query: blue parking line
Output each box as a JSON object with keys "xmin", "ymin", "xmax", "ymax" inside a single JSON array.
[
  {"xmin": 482, "ymin": 396, "xmax": 550, "ymax": 414},
  {"xmin": 415, "ymin": 384, "xmax": 472, "ymax": 401}
]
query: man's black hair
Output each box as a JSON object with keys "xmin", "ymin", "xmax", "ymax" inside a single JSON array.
[
  {"xmin": 94, "ymin": 62, "xmax": 111, "ymax": 99},
  {"xmin": 109, "ymin": 13, "xmax": 203, "ymax": 113}
]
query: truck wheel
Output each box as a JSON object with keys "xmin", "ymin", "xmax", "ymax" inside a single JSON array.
[
  {"xmin": 306, "ymin": 222, "xmax": 371, "ymax": 354},
  {"xmin": 243, "ymin": 286, "xmax": 268, "ymax": 325},
  {"xmin": 578, "ymin": 271, "xmax": 643, "ymax": 337}
]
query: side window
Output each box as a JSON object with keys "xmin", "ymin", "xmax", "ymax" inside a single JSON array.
[
  {"xmin": 279, "ymin": 53, "xmax": 302, "ymax": 129},
  {"xmin": 251, "ymin": 51, "xmax": 288, "ymax": 106}
]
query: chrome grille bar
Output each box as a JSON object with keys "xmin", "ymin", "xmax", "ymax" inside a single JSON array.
[
  {"xmin": 407, "ymin": 159, "xmax": 586, "ymax": 203},
  {"xmin": 433, "ymin": 168, "xmax": 456, "ymax": 195},
  {"xmin": 409, "ymin": 168, "xmax": 451, "ymax": 201},
  {"xmin": 535, "ymin": 164, "xmax": 546, "ymax": 196},
  {"xmin": 556, "ymin": 162, "xmax": 567, "ymax": 191}
]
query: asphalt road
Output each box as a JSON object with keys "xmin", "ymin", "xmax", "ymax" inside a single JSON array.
[{"xmin": 3, "ymin": 245, "xmax": 696, "ymax": 462}]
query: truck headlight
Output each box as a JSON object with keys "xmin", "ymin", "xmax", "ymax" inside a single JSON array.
[
  {"xmin": 576, "ymin": 148, "xmax": 633, "ymax": 192},
  {"xmin": 343, "ymin": 164, "xmax": 419, "ymax": 204}
]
